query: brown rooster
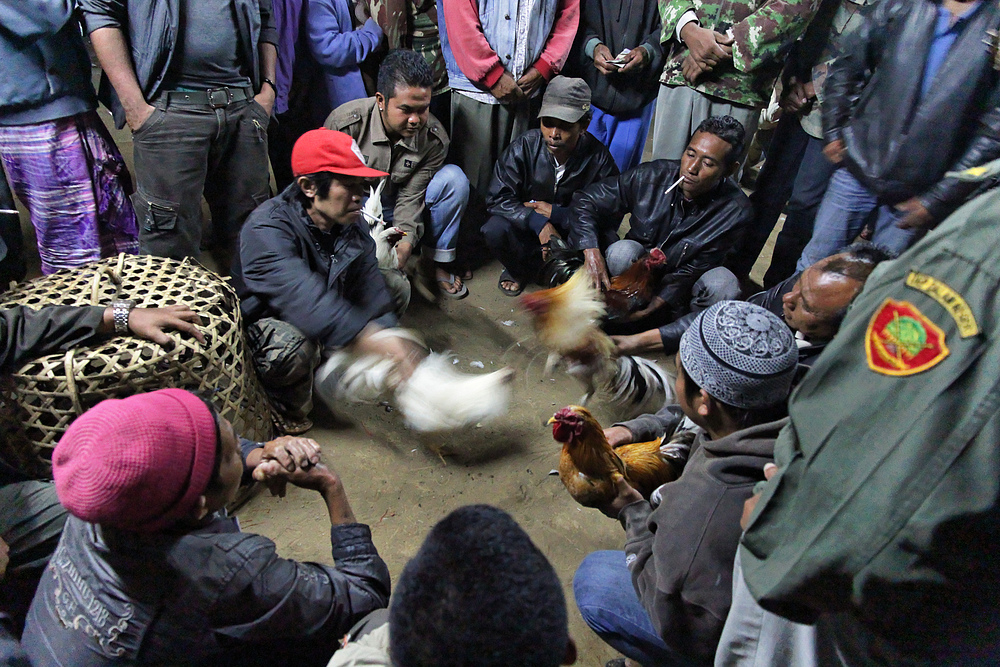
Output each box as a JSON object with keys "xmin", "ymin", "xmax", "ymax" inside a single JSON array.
[
  {"xmin": 604, "ymin": 247, "xmax": 668, "ymax": 320},
  {"xmin": 549, "ymin": 405, "xmax": 680, "ymax": 508}
]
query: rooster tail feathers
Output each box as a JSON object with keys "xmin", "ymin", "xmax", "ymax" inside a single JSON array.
[{"xmin": 605, "ymin": 356, "xmax": 674, "ymax": 415}]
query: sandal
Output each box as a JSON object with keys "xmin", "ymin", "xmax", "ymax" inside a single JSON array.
[
  {"xmin": 273, "ymin": 414, "xmax": 313, "ymax": 435},
  {"xmin": 437, "ymin": 272, "xmax": 469, "ymax": 300},
  {"xmin": 498, "ymin": 269, "xmax": 523, "ymax": 297}
]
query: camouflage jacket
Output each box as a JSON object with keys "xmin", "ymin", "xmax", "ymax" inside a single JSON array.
[
  {"xmin": 363, "ymin": 0, "xmax": 449, "ymax": 91},
  {"xmin": 658, "ymin": 0, "xmax": 820, "ymax": 108}
]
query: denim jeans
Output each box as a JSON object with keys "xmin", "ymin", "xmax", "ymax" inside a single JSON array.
[
  {"xmin": 732, "ymin": 116, "xmax": 835, "ymax": 286},
  {"xmin": 796, "ymin": 168, "xmax": 917, "ymax": 271},
  {"xmin": 574, "ymin": 550, "xmax": 695, "ymax": 667},
  {"xmin": 383, "ymin": 164, "xmax": 469, "ymax": 264}
]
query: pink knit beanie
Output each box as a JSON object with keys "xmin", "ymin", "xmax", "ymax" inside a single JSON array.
[{"xmin": 53, "ymin": 388, "xmax": 219, "ymax": 532}]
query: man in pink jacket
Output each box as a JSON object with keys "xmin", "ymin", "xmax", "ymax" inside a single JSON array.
[{"xmin": 437, "ymin": 0, "xmax": 579, "ymax": 207}]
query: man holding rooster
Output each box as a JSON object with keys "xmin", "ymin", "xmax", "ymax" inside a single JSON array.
[{"xmin": 570, "ymin": 115, "xmax": 751, "ymax": 332}]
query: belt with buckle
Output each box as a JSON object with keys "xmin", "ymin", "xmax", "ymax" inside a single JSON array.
[{"xmin": 164, "ymin": 86, "xmax": 252, "ymax": 108}]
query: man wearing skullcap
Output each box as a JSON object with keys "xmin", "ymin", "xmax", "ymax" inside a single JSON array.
[
  {"xmin": 21, "ymin": 388, "xmax": 390, "ymax": 667},
  {"xmin": 572, "ymin": 301, "xmax": 798, "ymax": 666}
]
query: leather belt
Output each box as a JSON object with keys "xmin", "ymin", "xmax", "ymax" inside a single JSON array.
[{"xmin": 163, "ymin": 86, "xmax": 252, "ymax": 108}]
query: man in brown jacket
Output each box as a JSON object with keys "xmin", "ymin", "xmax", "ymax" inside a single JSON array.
[{"xmin": 325, "ymin": 49, "xmax": 470, "ymax": 301}]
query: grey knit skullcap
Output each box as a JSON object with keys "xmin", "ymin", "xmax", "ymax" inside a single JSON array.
[{"xmin": 679, "ymin": 301, "xmax": 798, "ymax": 410}]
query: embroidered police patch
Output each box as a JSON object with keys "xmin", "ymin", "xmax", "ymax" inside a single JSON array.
[
  {"xmin": 904, "ymin": 271, "xmax": 979, "ymax": 338},
  {"xmin": 866, "ymin": 299, "xmax": 949, "ymax": 376}
]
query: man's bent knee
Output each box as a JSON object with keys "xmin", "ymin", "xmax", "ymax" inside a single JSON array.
[{"xmin": 426, "ymin": 164, "xmax": 470, "ymax": 206}]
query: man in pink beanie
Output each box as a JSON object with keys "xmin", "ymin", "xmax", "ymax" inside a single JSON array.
[{"xmin": 21, "ymin": 388, "xmax": 389, "ymax": 667}]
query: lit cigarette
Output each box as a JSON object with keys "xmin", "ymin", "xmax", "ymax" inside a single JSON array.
[
  {"xmin": 361, "ymin": 210, "xmax": 386, "ymax": 226},
  {"xmin": 0, "ymin": 209, "xmax": 18, "ymax": 215},
  {"xmin": 664, "ymin": 176, "xmax": 685, "ymax": 195}
]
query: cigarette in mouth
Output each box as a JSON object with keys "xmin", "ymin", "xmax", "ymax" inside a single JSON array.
[
  {"xmin": 361, "ymin": 210, "xmax": 386, "ymax": 226},
  {"xmin": 664, "ymin": 176, "xmax": 685, "ymax": 195}
]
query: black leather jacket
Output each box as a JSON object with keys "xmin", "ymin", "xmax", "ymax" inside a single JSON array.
[
  {"xmin": 487, "ymin": 129, "xmax": 620, "ymax": 234},
  {"xmin": 571, "ymin": 160, "xmax": 752, "ymax": 315},
  {"xmin": 823, "ymin": 0, "xmax": 1000, "ymax": 220}
]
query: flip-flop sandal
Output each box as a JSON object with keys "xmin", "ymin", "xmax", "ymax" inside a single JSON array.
[
  {"xmin": 498, "ymin": 269, "xmax": 523, "ymax": 297},
  {"xmin": 437, "ymin": 273, "xmax": 469, "ymax": 300},
  {"xmin": 460, "ymin": 267, "xmax": 474, "ymax": 281}
]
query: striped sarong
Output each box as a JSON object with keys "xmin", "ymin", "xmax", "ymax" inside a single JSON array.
[{"xmin": 0, "ymin": 110, "xmax": 139, "ymax": 274}]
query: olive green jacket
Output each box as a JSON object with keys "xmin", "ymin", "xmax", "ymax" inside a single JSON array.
[
  {"xmin": 325, "ymin": 96, "xmax": 450, "ymax": 243},
  {"xmin": 740, "ymin": 182, "xmax": 1000, "ymax": 659}
]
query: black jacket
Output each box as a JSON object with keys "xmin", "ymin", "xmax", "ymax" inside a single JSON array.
[
  {"xmin": 621, "ymin": 419, "xmax": 786, "ymax": 664},
  {"xmin": 232, "ymin": 184, "xmax": 395, "ymax": 348},
  {"xmin": 569, "ymin": 0, "xmax": 663, "ymax": 115},
  {"xmin": 79, "ymin": 0, "xmax": 279, "ymax": 129},
  {"xmin": 823, "ymin": 0, "xmax": 1000, "ymax": 220},
  {"xmin": 487, "ymin": 129, "xmax": 620, "ymax": 233},
  {"xmin": 24, "ymin": 509, "xmax": 390, "ymax": 665},
  {"xmin": 571, "ymin": 160, "xmax": 752, "ymax": 315}
]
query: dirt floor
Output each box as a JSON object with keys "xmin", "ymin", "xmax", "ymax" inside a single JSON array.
[{"xmin": 6, "ymin": 91, "xmax": 780, "ymax": 663}]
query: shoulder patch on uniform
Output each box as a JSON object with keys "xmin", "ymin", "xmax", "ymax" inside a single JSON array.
[
  {"xmin": 904, "ymin": 271, "xmax": 979, "ymax": 338},
  {"xmin": 866, "ymin": 299, "xmax": 949, "ymax": 376}
]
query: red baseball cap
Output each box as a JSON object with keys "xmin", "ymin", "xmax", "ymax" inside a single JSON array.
[{"xmin": 291, "ymin": 129, "xmax": 389, "ymax": 178}]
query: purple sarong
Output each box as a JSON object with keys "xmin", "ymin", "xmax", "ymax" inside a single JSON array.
[{"xmin": 0, "ymin": 111, "xmax": 139, "ymax": 274}]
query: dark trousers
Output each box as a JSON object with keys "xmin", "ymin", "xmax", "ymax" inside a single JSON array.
[
  {"xmin": 132, "ymin": 93, "xmax": 271, "ymax": 272},
  {"xmin": 481, "ymin": 214, "xmax": 565, "ymax": 284},
  {"xmin": 732, "ymin": 115, "xmax": 835, "ymax": 287}
]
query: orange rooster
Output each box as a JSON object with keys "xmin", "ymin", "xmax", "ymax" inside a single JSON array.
[
  {"xmin": 520, "ymin": 269, "xmax": 673, "ymax": 415},
  {"xmin": 605, "ymin": 247, "xmax": 668, "ymax": 320},
  {"xmin": 549, "ymin": 405, "xmax": 680, "ymax": 508}
]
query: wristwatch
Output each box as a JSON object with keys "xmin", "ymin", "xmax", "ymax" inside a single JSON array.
[
  {"xmin": 262, "ymin": 77, "xmax": 277, "ymax": 94},
  {"xmin": 111, "ymin": 300, "xmax": 135, "ymax": 335}
]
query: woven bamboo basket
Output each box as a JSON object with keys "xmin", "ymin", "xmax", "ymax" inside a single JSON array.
[{"xmin": 0, "ymin": 254, "xmax": 275, "ymax": 477}]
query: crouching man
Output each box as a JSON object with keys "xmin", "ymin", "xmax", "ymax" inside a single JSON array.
[
  {"xmin": 482, "ymin": 76, "xmax": 619, "ymax": 296},
  {"xmin": 22, "ymin": 388, "xmax": 390, "ymax": 666},
  {"xmin": 325, "ymin": 50, "xmax": 471, "ymax": 301},
  {"xmin": 573, "ymin": 301, "xmax": 797, "ymax": 665},
  {"xmin": 571, "ymin": 116, "xmax": 751, "ymax": 333},
  {"xmin": 233, "ymin": 128, "xmax": 419, "ymax": 434}
]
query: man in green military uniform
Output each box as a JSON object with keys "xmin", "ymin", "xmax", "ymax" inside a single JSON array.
[
  {"xmin": 737, "ymin": 162, "xmax": 1000, "ymax": 664},
  {"xmin": 652, "ymin": 0, "xmax": 819, "ymax": 161}
]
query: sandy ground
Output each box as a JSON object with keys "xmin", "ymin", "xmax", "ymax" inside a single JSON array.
[{"xmin": 5, "ymin": 88, "xmax": 780, "ymax": 663}]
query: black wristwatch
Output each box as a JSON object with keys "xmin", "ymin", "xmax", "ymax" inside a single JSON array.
[
  {"xmin": 262, "ymin": 77, "xmax": 277, "ymax": 94},
  {"xmin": 111, "ymin": 300, "xmax": 135, "ymax": 335}
]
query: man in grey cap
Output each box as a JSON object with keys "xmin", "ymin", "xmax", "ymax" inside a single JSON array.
[
  {"xmin": 572, "ymin": 300, "xmax": 798, "ymax": 667},
  {"xmin": 482, "ymin": 76, "xmax": 619, "ymax": 295}
]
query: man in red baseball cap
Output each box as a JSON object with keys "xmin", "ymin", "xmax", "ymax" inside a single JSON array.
[{"xmin": 232, "ymin": 129, "xmax": 420, "ymax": 434}]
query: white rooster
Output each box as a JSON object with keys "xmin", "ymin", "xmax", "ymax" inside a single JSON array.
[
  {"xmin": 313, "ymin": 328, "xmax": 516, "ymax": 433},
  {"xmin": 361, "ymin": 178, "xmax": 406, "ymax": 270}
]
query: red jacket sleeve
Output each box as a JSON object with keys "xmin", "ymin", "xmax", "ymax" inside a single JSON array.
[
  {"xmin": 533, "ymin": 0, "xmax": 580, "ymax": 79},
  {"xmin": 441, "ymin": 0, "xmax": 507, "ymax": 88}
]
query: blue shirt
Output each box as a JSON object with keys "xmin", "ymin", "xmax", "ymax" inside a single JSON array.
[{"xmin": 920, "ymin": 1, "xmax": 984, "ymax": 99}]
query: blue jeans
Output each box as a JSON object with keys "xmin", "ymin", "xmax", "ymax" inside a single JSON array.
[
  {"xmin": 588, "ymin": 101, "xmax": 656, "ymax": 173},
  {"xmin": 796, "ymin": 169, "xmax": 916, "ymax": 271},
  {"xmin": 734, "ymin": 116, "xmax": 835, "ymax": 287},
  {"xmin": 574, "ymin": 550, "xmax": 695, "ymax": 667},
  {"xmin": 383, "ymin": 164, "xmax": 469, "ymax": 264}
]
